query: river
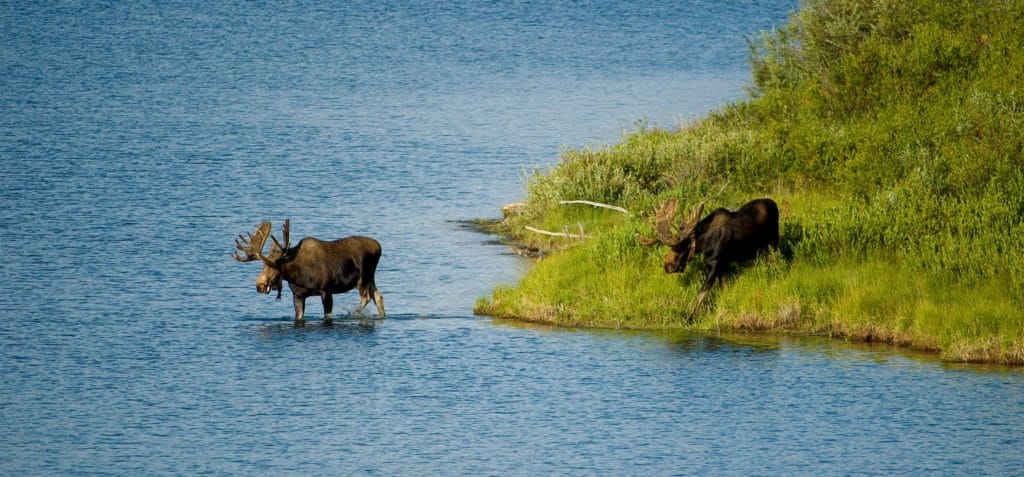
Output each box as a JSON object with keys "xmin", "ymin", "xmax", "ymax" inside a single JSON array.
[{"xmin": 2, "ymin": 1, "xmax": 1022, "ymax": 474}]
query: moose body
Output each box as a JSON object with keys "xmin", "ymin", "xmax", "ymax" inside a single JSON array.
[
  {"xmin": 234, "ymin": 220, "xmax": 385, "ymax": 325},
  {"xmin": 641, "ymin": 198, "xmax": 779, "ymax": 317}
]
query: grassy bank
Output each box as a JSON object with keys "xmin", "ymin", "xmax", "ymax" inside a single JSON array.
[{"xmin": 475, "ymin": 0, "xmax": 1024, "ymax": 364}]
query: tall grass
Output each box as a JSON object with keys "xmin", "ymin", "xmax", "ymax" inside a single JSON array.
[{"xmin": 478, "ymin": 0, "xmax": 1024, "ymax": 363}]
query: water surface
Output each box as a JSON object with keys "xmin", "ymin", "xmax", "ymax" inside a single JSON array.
[{"xmin": 2, "ymin": 1, "xmax": 1022, "ymax": 474}]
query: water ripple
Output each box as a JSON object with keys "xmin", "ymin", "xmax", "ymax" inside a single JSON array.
[{"xmin": 4, "ymin": 1, "xmax": 1023, "ymax": 475}]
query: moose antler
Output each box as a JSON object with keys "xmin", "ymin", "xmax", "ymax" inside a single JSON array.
[
  {"xmin": 233, "ymin": 221, "xmax": 274, "ymax": 264},
  {"xmin": 268, "ymin": 218, "xmax": 290, "ymax": 254},
  {"xmin": 638, "ymin": 200, "xmax": 707, "ymax": 246},
  {"xmin": 682, "ymin": 203, "xmax": 705, "ymax": 235},
  {"xmin": 638, "ymin": 199, "xmax": 683, "ymax": 246}
]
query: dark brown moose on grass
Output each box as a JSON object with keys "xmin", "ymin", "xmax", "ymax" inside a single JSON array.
[
  {"xmin": 233, "ymin": 219, "xmax": 385, "ymax": 325},
  {"xmin": 639, "ymin": 198, "xmax": 779, "ymax": 319}
]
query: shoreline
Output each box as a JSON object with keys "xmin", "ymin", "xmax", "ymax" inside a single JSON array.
[{"xmin": 471, "ymin": 205, "xmax": 1024, "ymax": 366}]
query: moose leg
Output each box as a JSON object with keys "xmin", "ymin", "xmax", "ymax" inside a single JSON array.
[
  {"xmin": 372, "ymin": 287, "xmax": 385, "ymax": 318},
  {"xmin": 321, "ymin": 293, "xmax": 334, "ymax": 326},
  {"xmin": 358, "ymin": 287, "xmax": 370, "ymax": 311},
  {"xmin": 357, "ymin": 280, "xmax": 385, "ymax": 318},
  {"xmin": 293, "ymin": 295, "xmax": 307, "ymax": 326},
  {"xmin": 689, "ymin": 262, "xmax": 720, "ymax": 321},
  {"xmin": 689, "ymin": 283, "xmax": 713, "ymax": 321}
]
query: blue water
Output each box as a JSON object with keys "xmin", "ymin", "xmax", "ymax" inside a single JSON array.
[{"xmin": 2, "ymin": 1, "xmax": 1022, "ymax": 475}]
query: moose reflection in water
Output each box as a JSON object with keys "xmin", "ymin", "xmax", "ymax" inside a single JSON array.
[
  {"xmin": 233, "ymin": 219, "xmax": 385, "ymax": 325},
  {"xmin": 640, "ymin": 198, "xmax": 780, "ymax": 318}
]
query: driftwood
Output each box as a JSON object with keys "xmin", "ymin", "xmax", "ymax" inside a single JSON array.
[
  {"xmin": 520, "ymin": 200, "xmax": 628, "ymax": 242},
  {"xmin": 524, "ymin": 223, "xmax": 589, "ymax": 238},
  {"xmin": 559, "ymin": 200, "xmax": 631, "ymax": 215},
  {"xmin": 501, "ymin": 202, "xmax": 526, "ymax": 218},
  {"xmin": 715, "ymin": 180, "xmax": 730, "ymax": 198}
]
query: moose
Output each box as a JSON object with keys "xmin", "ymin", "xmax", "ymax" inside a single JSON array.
[
  {"xmin": 639, "ymin": 197, "xmax": 779, "ymax": 318},
  {"xmin": 233, "ymin": 219, "xmax": 385, "ymax": 325}
]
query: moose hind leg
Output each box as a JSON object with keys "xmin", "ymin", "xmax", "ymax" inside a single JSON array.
[
  {"xmin": 372, "ymin": 288, "xmax": 385, "ymax": 318},
  {"xmin": 362, "ymin": 281, "xmax": 385, "ymax": 318},
  {"xmin": 358, "ymin": 286, "xmax": 371, "ymax": 310},
  {"xmin": 321, "ymin": 293, "xmax": 334, "ymax": 326},
  {"xmin": 357, "ymin": 277, "xmax": 385, "ymax": 318}
]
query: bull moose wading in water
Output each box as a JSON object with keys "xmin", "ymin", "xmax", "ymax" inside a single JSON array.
[
  {"xmin": 640, "ymin": 198, "xmax": 780, "ymax": 320},
  {"xmin": 233, "ymin": 219, "xmax": 385, "ymax": 326}
]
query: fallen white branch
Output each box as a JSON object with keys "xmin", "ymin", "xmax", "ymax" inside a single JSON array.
[
  {"xmin": 715, "ymin": 180, "xmax": 730, "ymax": 198},
  {"xmin": 524, "ymin": 225, "xmax": 590, "ymax": 239},
  {"xmin": 559, "ymin": 200, "xmax": 631, "ymax": 215}
]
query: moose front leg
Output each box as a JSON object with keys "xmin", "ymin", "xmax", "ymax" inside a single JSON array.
[
  {"xmin": 292, "ymin": 295, "xmax": 307, "ymax": 327},
  {"xmin": 689, "ymin": 261, "xmax": 721, "ymax": 321}
]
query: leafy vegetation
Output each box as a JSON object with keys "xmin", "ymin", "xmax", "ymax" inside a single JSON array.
[{"xmin": 476, "ymin": 0, "xmax": 1024, "ymax": 364}]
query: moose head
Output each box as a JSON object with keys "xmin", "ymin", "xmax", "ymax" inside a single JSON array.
[
  {"xmin": 637, "ymin": 199, "xmax": 704, "ymax": 273},
  {"xmin": 232, "ymin": 219, "xmax": 291, "ymax": 299}
]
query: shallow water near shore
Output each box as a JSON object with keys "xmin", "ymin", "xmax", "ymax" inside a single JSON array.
[{"xmin": 2, "ymin": 1, "xmax": 1023, "ymax": 474}]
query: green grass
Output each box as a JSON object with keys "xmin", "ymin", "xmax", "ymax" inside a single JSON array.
[
  {"xmin": 476, "ymin": 0, "xmax": 1024, "ymax": 364},
  {"xmin": 713, "ymin": 256, "xmax": 1024, "ymax": 362}
]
